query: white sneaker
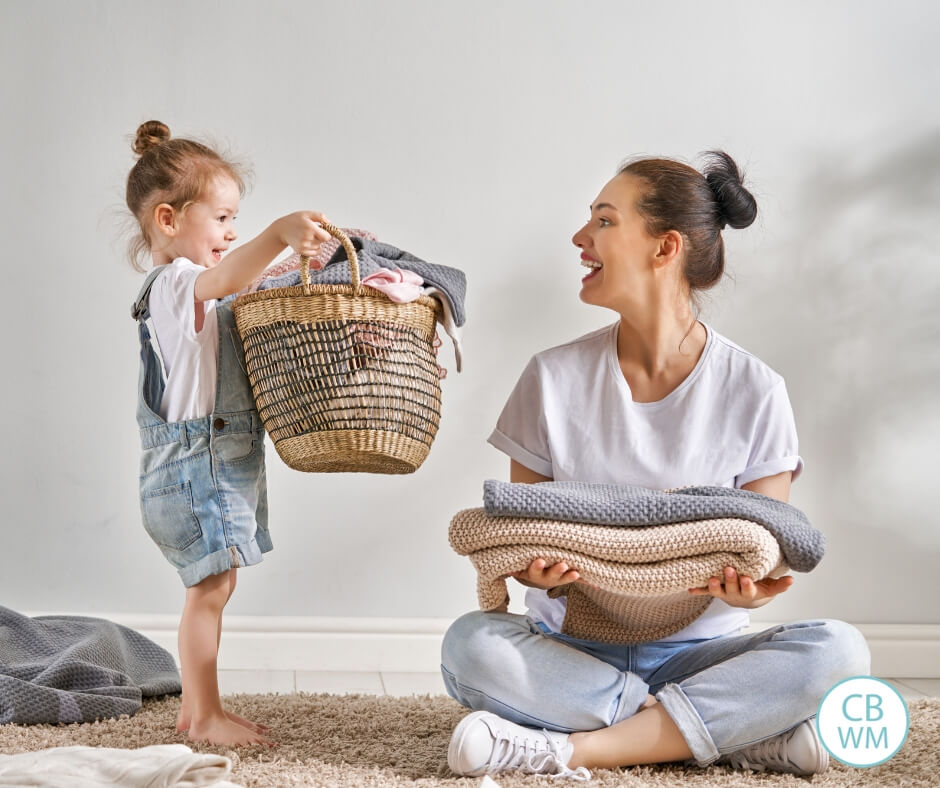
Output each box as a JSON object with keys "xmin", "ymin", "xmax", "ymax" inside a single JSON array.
[
  {"xmin": 447, "ymin": 710, "xmax": 591, "ymax": 780},
  {"xmin": 720, "ymin": 719, "xmax": 829, "ymax": 776}
]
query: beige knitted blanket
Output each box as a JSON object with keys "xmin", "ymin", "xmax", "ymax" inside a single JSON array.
[{"xmin": 449, "ymin": 509, "xmax": 788, "ymax": 643}]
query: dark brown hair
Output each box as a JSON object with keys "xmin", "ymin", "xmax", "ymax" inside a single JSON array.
[
  {"xmin": 619, "ymin": 151, "xmax": 757, "ymax": 293},
  {"xmin": 124, "ymin": 120, "xmax": 248, "ymax": 271}
]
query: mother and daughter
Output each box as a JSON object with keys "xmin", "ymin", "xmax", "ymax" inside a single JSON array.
[{"xmin": 124, "ymin": 121, "xmax": 868, "ymax": 775}]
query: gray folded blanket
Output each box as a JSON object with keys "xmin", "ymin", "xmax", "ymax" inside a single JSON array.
[
  {"xmin": 483, "ymin": 480, "xmax": 825, "ymax": 572},
  {"xmin": 257, "ymin": 237, "xmax": 467, "ymax": 327},
  {"xmin": 0, "ymin": 607, "xmax": 181, "ymax": 724}
]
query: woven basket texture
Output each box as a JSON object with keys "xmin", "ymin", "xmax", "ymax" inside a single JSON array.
[{"xmin": 233, "ymin": 225, "xmax": 442, "ymax": 473}]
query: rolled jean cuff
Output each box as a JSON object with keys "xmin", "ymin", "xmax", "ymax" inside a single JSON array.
[{"xmin": 656, "ymin": 683, "xmax": 719, "ymax": 766}]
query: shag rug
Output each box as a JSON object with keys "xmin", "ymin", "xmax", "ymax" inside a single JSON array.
[{"xmin": 1, "ymin": 693, "xmax": 937, "ymax": 786}]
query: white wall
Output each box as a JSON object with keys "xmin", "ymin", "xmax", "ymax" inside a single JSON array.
[{"xmin": 1, "ymin": 0, "xmax": 937, "ymax": 629}]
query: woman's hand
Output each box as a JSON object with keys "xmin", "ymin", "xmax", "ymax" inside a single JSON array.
[
  {"xmin": 275, "ymin": 211, "xmax": 332, "ymax": 257},
  {"xmin": 512, "ymin": 559, "xmax": 581, "ymax": 590},
  {"xmin": 689, "ymin": 566, "xmax": 794, "ymax": 609}
]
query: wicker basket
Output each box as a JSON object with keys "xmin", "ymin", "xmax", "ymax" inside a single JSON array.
[{"xmin": 232, "ymin": 224, "xmax": 443, "ymax": 473}]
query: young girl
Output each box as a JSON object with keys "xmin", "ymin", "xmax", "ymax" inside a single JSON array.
[
  {"xmin": 126, "ymin": 120, "xmax": 330, "ymax": 746},
  {"xmin": 442, "ymin": 152, "xmax": 871, "ymax": 779}
]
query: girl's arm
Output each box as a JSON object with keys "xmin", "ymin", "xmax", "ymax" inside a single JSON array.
[{"xmin": 194, "ymin": 211, "xmax": 330, "ymax": 302}]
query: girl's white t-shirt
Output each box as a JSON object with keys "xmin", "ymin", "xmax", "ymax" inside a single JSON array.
[
  {"xmin": 487, "ymin": 321, "xmax": 803, "ymax": 642},
  {"xmin": 148, "ymin": 258, "xmax": 219, "ymax": 423}
]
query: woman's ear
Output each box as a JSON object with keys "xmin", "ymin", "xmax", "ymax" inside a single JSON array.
[
  {"xmin": 153, "ymin": 203, "xmax": 177, "ymax": 238},
  {"xmin": 653, "ymin": 230, "xmax": 683, "ymax": 269}
]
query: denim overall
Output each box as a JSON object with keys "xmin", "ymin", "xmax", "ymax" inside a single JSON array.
[{"xmin": 132, "ymin": 267, "xmax": 270, "ymax": 587}]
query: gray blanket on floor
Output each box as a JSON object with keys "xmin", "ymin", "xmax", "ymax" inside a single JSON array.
[
  {"xmin": 483, "ymin": 480, "xmax": 825, "ymax": 572},
  {"xmin": 0, "ymin": 607, "xmax": 181, "ymax": 724}
]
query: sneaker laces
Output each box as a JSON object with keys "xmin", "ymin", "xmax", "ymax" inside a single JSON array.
[
  {"xmin": 727, "ymin": 732, "xmax": 793, "ymax": 772},
  {"xmin": 490, "ymin": 729, "xmax": 591, "ymax": 781}
]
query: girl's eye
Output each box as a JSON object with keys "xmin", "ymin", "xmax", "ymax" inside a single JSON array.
[{"xmin": 598, "ymin": 217, "xmax": 611, "ymax": 227}]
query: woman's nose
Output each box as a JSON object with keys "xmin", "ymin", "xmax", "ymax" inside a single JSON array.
[{"xmin": 572, "ymin": 223, "xmax": 588, "ymax": 248}]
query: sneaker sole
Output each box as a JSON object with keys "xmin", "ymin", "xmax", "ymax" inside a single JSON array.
[{"xmin": 447, "ymin": 710, "xmax": 493, "ymax": 776}]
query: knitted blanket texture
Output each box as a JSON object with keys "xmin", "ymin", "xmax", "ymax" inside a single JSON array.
[
  {"xmin": 0, "ymin": 607, "xmax": 181, "ymax": 724},
  {"xmin": 484, "ymin": 480, "xmax": 825, "ymax": 572},
  {"xmin": 450, "ymin": 482, "xmax": 826, "ymax": 643}
]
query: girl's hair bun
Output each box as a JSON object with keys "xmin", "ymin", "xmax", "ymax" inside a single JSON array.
[
  {"xmin": 703, "ymin": 150, "xmax": 757, "ymax": 230},
  {"xmin": 133, "ymin": 120, "xmax": 171, "ymax": 156}
]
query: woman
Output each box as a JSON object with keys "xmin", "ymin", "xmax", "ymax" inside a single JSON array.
[{"xmin": 441, "ymin": 152, "xmax": 869, "ymax": 779}]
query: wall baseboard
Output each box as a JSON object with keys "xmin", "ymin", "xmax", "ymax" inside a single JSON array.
[{"xmin": 29, "ymin": 613, "xmax": 940, "ymax": 678}]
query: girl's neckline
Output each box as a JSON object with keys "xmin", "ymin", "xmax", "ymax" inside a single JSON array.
[{"xmin": 606, "ymin": 320, "xmax": 713, "ymax": 408}]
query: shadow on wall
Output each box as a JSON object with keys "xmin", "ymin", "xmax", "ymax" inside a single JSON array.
[{"xmin": 720, "ymin": 130, "xmax": 940, "ymax": 553}]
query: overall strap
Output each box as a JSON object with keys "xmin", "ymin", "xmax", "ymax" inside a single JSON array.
[
  {"xmin": 131, "ymin": 265, "xmax": 168, "ymax": 322},
  {"xmin": 133, "ymin": 265, "xmax": 170, "ymax": 429}
]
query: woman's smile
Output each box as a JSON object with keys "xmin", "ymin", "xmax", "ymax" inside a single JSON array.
[{"xmin": 580, "ymin": 253, "xmax": 603, "ymax": 282}]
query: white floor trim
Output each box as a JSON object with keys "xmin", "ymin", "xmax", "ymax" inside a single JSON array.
[{"xmin": 27, "ymin": 613, "xmax": 940, "ymax": 679}]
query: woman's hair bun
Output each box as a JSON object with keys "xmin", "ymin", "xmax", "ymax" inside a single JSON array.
[
  {"xmin": 133, "ymin": 120, "xmax": 171, "ymax": 156},
  {"xmin": 703, "ymin": 150, "xmax": 757, "ymax": 230}
]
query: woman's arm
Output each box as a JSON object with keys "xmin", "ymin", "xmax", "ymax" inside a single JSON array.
[
  {"xmin": 510, "ymin": 459, "xmax": 552, "ymax": 484},
  {"xmin": 507, "ymin": 461, "xmax": 583, "ymax": 589},
  {"xmin": 741, "ymin": 469, "xmax": 792, "ymax": 503},
  {"xmin": 690, "ymin": 470, "xmax": 795, "ymax": 608}
]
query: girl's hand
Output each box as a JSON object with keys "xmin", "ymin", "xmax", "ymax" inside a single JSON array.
[
  {"xmin": 689, "ymin": 566, "xmax": 794, "ymax": 609},
  {"xmin": 511, "ymin": 559, "xmax": 581, "ymax": 590},
  {"xmin": 276, "ymin": 211, "xmax": 332, "ymax": 257}
]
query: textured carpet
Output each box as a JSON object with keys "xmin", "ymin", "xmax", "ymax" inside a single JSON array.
[{"xmin": 1, "ymin": 693, "xmax": 937, "ymax": 786}]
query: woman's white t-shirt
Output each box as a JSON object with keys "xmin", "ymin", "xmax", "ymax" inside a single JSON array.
[
  {"xmin": 487, "ymin": 321, "xmax": 802, "ymax": 642},
  {"xmin": 148, "ymin": 258, "xmax": 219, "ymax": 423}
]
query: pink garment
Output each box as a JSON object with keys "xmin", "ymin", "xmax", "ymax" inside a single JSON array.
[
  {"xmin": 361, "ymin": 267, "xmax": 425, "ymax": 303},
  {"xmin": 249, "ymin": 227, "xmax": 378, "ymax": 292}
]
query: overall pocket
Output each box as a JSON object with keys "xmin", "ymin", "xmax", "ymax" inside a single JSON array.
[
  {"xmin": 213, "ymin": 426, "xmax": 264, "ymax": 465},
  {"xmin": 140, "ymin": 480, "xmax": 203, "ymax": 551}
]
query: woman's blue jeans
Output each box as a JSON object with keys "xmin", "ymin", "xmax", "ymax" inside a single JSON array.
[{"xmin": 440, "ymin": 611, "xmax": 870, "ymax": 766}]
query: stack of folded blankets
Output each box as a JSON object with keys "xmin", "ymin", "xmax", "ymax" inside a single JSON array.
[{"xmin": 449, "ymin": 481, "xmax": 826, "ymax": 643}]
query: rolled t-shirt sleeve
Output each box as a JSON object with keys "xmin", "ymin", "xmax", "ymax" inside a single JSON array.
[
  {"xmin": 487, "ymin": 356, "xmax": 554, "ymax": 478},
  {"xmin": 735, "ymin": 380, "xmax": 804, "ymax": 487},
  {"xmin": 150, "ymin": 259, "xmax": 207, "ymax": 339}
]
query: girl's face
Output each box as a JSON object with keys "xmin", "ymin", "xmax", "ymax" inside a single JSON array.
[
  {"xmin": 165, "ymin": 176, "xmax": 240, "ymax": 268},
  {"xmin": 571, "ymin": 174, "xmax": 662, "ymax": 312}
]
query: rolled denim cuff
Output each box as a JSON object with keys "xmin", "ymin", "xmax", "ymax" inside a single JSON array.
[{"xmin": 656, "ymin": 683, "xmax": 719, "ymax": 766}]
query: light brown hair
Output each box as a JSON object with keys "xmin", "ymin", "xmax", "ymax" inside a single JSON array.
[{"xmin": 125, "ymin": 120, "xmax": 248, "ymax": 271}]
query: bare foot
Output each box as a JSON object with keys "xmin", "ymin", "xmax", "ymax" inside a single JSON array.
[
  {"xmin": 178, "ymin": 707, "xmax": 269, "ymax": 733},
  {"xmin": 187, "ymin": 714, "xmax": 274, "ymax": 746}
]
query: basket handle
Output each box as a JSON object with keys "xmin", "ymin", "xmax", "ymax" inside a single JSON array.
[{"xmin": 300, "ymin": 222, "xmax": 361, "ymax": 295}]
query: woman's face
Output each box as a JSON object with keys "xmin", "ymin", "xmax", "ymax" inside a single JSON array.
[{"xmin": 572, "ymin": 173, "xmax": 661, "ymax": 311}]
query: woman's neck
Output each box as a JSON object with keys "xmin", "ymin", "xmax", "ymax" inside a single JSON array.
[{"xmin": 615, "ymin": 310, "xmax": 706, "ymax": 403}]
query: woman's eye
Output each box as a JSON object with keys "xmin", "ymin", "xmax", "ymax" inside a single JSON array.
[{"xmin": 598, "ymin": 217, "xmax": 611, "ymax": 227}]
